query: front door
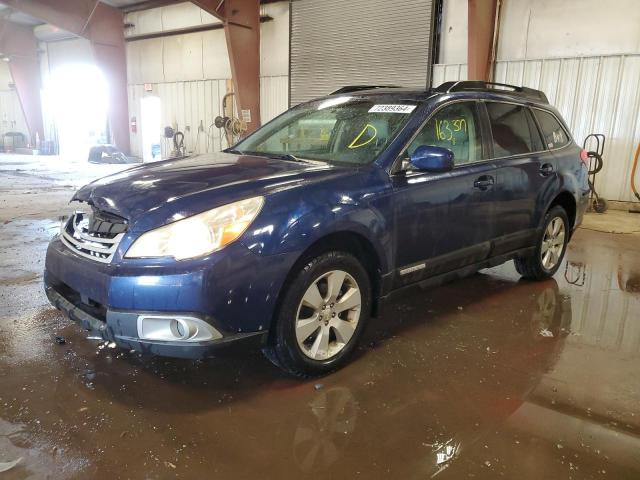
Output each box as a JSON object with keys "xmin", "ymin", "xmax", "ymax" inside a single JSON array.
[{"xmin": 391, "ymin": 101, "xmax": 495, "ymax": 287}]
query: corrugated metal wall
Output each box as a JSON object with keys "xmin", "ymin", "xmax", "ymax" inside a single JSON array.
[
  {"xmin": 0, "ymin": 91, "xmax": 28, "ymax": 140},
  {"xmin": 260, "ymin": 75, "xmax": 289, "ymax": 124},
  {"xmin": 125, "ymin": 30, "xmax": 231, "ymax": 85},
  {"xmin": 124, "ymin": 2, "xmax": 290, "ymax": 158},
  {"xmin": 290, "ymin": 0, "xmax": 434, "ymax": 105},
  {"xmin": 124, "ymin": 2, "xmax": 220, "ymax": 38},
  {"xmin": 127, "ymin": 75, "xmax": 289, "ymax": 158},
  {"xmin": 432, "ymin": 54, "xmax": 640, "ymax": 203},
  {"xmin": 128, "ymin": 79, "xmax": 228, "ymax": 158},
  {"xmin": 0, "ymin": 62, "xmax": 28, "ymax": 141}
]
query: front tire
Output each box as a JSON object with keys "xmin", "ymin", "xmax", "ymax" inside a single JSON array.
[
  {"xmin": 263, "ymin": 251, "xmax": 371, "ymax": 377},
  {"xmin": 514, "ymin": 205, "xmax": 569, "ymax": 280}
]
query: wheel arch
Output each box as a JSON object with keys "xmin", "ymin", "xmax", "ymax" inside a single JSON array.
[
  {"xmin": 270, "ymin": 230, "xmax": 384, "ymax": 340},
  {"xmin": 547, "ymin": 190, "xmax": 577, "ymax": 230}
]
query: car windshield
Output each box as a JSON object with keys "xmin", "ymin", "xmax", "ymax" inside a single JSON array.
[{"xmin": 233, "ymin": 96, "xmax": 418, "ymax": 165}]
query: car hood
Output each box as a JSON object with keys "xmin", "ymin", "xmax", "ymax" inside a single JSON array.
[{"xmin": 72, "ymin": 152, "xmax": 347, "ymax": 232}]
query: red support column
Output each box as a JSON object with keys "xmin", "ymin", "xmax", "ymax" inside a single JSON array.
[
  {"xmin": 0, "ymin": 19, "xmax": 44, "ymax": 147},
  {"xmin": 468, "ymin": 0, "xmax": 498, "ymax": 82},
  {"xmin": 192, "ymin": 0, "xmax": 261, "ymax": 134},
  {"xmin": 87, "ymin": 3, "xmax": 130, "ymax": 154}
]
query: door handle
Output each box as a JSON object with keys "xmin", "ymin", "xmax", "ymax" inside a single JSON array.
[
  {"xmin": 539, "ymin": 163, "xmax": 554, "ymax": 176},
  {"xmin": 474, "ymin": 175, "xmax": 495, "ymax": 190}
]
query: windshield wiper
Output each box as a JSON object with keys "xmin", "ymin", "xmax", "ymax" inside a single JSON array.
[
  {"xmin": 223, "ymin": 147, "xmax": 243, "ymax": 154},
  {"xmin": 235, "ymin": 150, "xmax": 305, "ymax": 163},
  {"xmin": 265, "ymin": 152, "xmax": 303, "ymax": 163}
]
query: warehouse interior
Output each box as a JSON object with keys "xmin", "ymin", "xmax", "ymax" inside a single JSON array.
[{"xmin": 0, "ymin": 0, "xmax": 639, "ymax": 478}]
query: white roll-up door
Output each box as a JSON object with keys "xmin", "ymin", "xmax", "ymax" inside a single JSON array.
[{"xmin": 290, "ymin": 0, "xmax": 435, "ymax": 105}]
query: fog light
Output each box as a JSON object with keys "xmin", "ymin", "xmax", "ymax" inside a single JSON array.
[
  {"xmin": 174, "ymin": 319, "xmax": 185, "ymax": 338},
  {"xmin": 137, "ymin": 315, "xmax": 222, "ymax": 342}
]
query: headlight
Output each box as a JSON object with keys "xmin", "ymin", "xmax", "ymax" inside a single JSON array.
[{"xmin": 124, "ymin": 196, "xmax": 264, "ymax": 260}]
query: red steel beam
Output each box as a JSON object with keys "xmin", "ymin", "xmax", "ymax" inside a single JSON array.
[
  {"xmin": 86, "ymin": 2, "xmax": 130, "ymax": 155},
  {"xmin": 192, "ymin": 0, "xmax": 261, "ymax": 134},
  {"xmin": 0, "ymin": 18, "xmax": 44, "ymax": 146},
  {"xmin": 1, "ymin": 0, "xmax": 98, "ymax": 38},
  {"xmin": 468, "ymin": 0, "xmax": 498, "ymax": 82},
  {"xmin": 2, "ymin": 0, "xmax": 130, "ymax": 153}
]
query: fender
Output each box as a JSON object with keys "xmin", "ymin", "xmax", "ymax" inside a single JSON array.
[{"xmin": 246, "ymin": 200, "xmax": 392, "ymax": 275}]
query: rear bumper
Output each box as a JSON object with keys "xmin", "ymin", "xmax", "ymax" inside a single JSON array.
[
  {"xmin": 45, "ymin": 281, "xmax": 267, "ymax": 359},
  {"xmin": 573, "ymin": 187, "xmax": 590, "ymax": 236}
]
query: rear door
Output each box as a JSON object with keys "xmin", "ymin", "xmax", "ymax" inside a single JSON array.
[
  {"xmin": 485, "ymin": 101, "xmax": 556, "ymax": 255},
  {"xmin": 391, "ymin": 100, "xmax": 496, "ymax": 286}
]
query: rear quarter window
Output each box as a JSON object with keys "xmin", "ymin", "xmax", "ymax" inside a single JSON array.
[
  {"xmin": 486, "ymin": 102, "xmax": 544, "ymax": 157},
  {"xmin": 533, "ymin": 109, "xmax": 570, "ymax": 150}
]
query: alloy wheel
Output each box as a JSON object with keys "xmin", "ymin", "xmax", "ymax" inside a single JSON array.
[
  {"xmin": 540, "ymin": 217, "xmax": 566, "ymax": 270},
  {"xmin": 295, "ymin": 270, "xmax": 362, "ymax": 360}
]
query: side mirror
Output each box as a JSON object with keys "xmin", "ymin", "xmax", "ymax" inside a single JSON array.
[{"xmin": 409, "ymin": 145, "xmax": 454, "ymax": 173}]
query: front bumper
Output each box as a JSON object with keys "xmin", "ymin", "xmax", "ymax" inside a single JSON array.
[
  {"xmin": 44, "ymin": 234, "xmax": 295, "ymax": 359},
  {"xmin": 45, "ymin": 282, "xmax": 266, "ymax": 359},
  {"xmin": 45, "ymin": 234, "xmax": 295, "ymax": 330}
]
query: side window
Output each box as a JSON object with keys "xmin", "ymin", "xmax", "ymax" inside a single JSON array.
[
  {"xmin": 405, "ymin": 102, "xmax": 484, "ymax": 166},
  {"xmin": 533, "ymin": 109, "xmax": 570, "ymax": 149},
  {"xmin": 486, "ymin": 103, "xmax": 543, "ymax": 157}
]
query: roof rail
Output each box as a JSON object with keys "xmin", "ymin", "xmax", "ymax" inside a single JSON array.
[
  {"xmin": 330, "ymin": 85, "xmax": 401, "ymax": 95},
  {"xmin": 434, "ymin": 81, "xmax": 549, "ymax": 104}
]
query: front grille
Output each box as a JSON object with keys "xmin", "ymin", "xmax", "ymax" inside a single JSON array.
[
  {"xmin": 60, "ymin": 210, "xmax": 126, "ymax": 263},
  {"xmin": 50, "ymin": 279, "xmax": 107, "ymax": 322}
]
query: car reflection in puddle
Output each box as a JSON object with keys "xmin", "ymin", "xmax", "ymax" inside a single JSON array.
[{"xmin": 276, "ymin": 276, "xmax": 572, "ymax": 478}]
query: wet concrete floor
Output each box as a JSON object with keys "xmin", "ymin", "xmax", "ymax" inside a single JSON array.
[{"xmin": 1, "ymin": 155, "xmax": 639, "ymax": 479}]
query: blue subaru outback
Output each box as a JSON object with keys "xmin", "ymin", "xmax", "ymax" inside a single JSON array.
[{"xmin": 44, "ymin": 81, "xmax": 590, "ymax": 376}]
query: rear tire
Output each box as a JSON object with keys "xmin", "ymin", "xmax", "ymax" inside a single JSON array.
[
  {"xmin": 263, "ymin": 251, "xmax": 371, "ymax": 377},
  {"xmin": 514, "ymin": 206, "xmax": 569, "ymax": 280}
]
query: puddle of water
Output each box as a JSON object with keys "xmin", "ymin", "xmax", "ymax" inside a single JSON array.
[{"xmin": 0, "ymin": 220, "xmax": 639, "ymax": 478}]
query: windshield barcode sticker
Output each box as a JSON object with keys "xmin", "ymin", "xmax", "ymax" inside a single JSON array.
[{"xmin": 369, "ymin": 104, "xmax": 416, "ymax": 114}]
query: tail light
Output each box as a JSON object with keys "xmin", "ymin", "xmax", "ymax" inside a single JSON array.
[{"xmin": 580, "ymin": 149, "xmax": 589, "ymax": 168}]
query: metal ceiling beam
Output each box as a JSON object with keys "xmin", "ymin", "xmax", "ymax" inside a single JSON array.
[
  {"xmin": 192, "ymin": 0, "xmax": 261, "ymax": 134},
  {"xmin": 121, "ymin": 0, "xmax": 285, "ymax": 13},
  {"xmin": 121, "ymin": 0, "xmax": 282, "ymax": 14},
  {"xmin": 125, "ymin": 14, "xmax": 272, "ymax": 42},
  {"xmin": 1, "ymin": 0, "xmax": 102, "ymax": 40},
  {"xmin": 1, "ymin": 0, "xmax": 130, "ymax": 153},
  {"xmin": 121, "ymin": 0, "xmax": 185, "ymax": 14},
  {"xmin": 0, "ymin": 18, "xmax": 44, "ymax": 147},
  {"xmin": 467, "ymin": 0, "xmax": 499, "ymax": 82}
]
